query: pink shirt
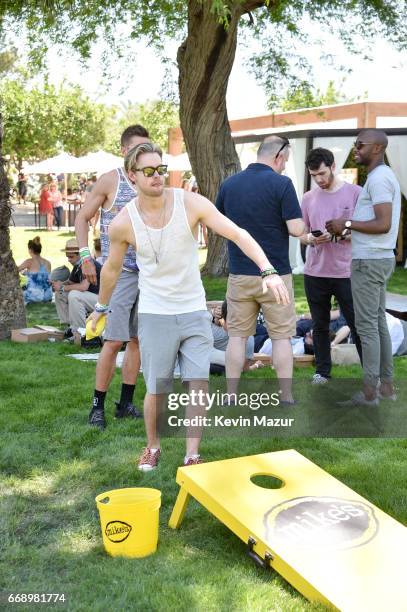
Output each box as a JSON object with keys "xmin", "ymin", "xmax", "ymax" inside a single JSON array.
[{"xmin": 302, "ymin": 182, "xmax": 362, "ymax": 278}]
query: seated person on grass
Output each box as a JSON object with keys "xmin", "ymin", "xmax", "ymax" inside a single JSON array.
[
  {"xmin": 210, "ymin": 301, "xmax": 264, "ymax": 373},
  {"xmin": 18, "ymin": 236, "xmax": 52, "ymax": 305},
  {"xmin": 51, "ymin": 238, "xmax": 101, "ymax": 339},
  {"xmin": 256, "ymin": 309, "xmax": 349, "ymax": 357},
  {"xmin": 326, "ymin": 311, "xmax": 407, "ymax": 357}
]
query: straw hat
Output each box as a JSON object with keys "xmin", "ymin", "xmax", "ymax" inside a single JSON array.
[{"xmin": 62, "ymin": 238, "xmax": 79, "ymax": 253}]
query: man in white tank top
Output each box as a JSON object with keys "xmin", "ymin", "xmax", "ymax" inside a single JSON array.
[
  {"xmin": 89, "ymin": 143, "xmax": 290, "ymax": 471},
  {"xmin": 75, "ymin": 125, "xmax": 150, "ymax": 430}
]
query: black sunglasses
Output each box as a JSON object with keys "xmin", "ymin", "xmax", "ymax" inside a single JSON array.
[
  {"xmin": 276, "ymin": 138, "xmax": 290, "ymax": 157},
  {"xmin": 135, "ymin": 165, "xmax": 168, "ymax": 177},
  {"xmin": 354, "ymin": 141, "xmax": 374, "ymax": 150}
]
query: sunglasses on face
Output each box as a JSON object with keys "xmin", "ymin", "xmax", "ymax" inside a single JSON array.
[
  {"xmin": 134, "ymin": 164, "xmax": 168, "ymax": 177},
  {"xmin": 354, "ymin": 141, "xmax": 374, "ymax": 150}
]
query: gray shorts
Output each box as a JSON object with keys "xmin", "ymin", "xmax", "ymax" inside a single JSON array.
[
  {"xmin": 138, "ymin": 310, "xmax": 213, "ymax": 393},
  {"xmin": 104, "ymin": 270, "xmax": 139, "ymax": 342}
]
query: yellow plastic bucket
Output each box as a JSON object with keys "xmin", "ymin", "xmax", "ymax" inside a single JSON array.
[{"xmin": 95, "ymin": 488, "xmax": 161, "ymax": 558}]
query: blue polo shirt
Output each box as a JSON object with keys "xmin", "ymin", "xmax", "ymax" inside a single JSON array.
[{"xmin": 215, "ymin": 163, "xmax": 302, "ymax": 275}]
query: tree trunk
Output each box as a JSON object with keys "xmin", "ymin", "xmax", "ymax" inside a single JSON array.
[
  {"xmin": 0, "ymin": 113, "xmax": 26, "ymax": 339},
  {"xmin": 178, "ymin": 2, "xmax": 257, "ymax": 276}
]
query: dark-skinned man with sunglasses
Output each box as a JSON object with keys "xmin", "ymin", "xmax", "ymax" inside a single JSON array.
[
  {"xmin": 89, "ymin": 142, "xmax": 290, "ymax": 471},
  {"xmin": 75, "ymin": 124, "xmax": 150, "ymax": 429},
  {"xmin": 216, "ymin": 135, "xmax": 305, "ymax": 405},
  {"xmin": 326, "ymin": 129, "xmax": 401, "ymax": 406}
]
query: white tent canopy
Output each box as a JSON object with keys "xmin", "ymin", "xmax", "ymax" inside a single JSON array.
[
  {"xmin": 163, "ymin": 152, "xmax": 192, "ymax": 171},
  {"xmin": 24, "ymin": 150, "xmax": 192, "ymax": 175},
  {"xmin": 23, "ymin": 153, "xmax": 82, "ymax": 174},
  {"xmin": 74, "ymin": 150, "xmax": 123, "ymax": 173}
]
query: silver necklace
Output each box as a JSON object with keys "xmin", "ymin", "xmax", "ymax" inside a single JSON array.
[{"xmin": 137, "ymin": 198, "xmax": 166, "ymax": 264}]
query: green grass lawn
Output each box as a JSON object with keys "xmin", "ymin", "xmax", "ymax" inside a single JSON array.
[
  {"xmin": 2, "ymin": 238, "xmax": 407, "ymax": 611},
  {"xmin": 11, "ymin": 227, "xmax": 88, "ymax": 270}
]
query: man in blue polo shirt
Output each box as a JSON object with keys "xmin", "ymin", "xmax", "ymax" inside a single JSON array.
[{"xmin": 216, "ymin": 135, "xmax": 304, "ymax": 403}]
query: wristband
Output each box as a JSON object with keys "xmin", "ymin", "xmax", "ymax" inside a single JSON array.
[
  {"xmin": 95, "ymin": 302, "xmax": 109, "ymax": 313},
  {"xmin": 79, "ymin": 247, "xmax": 91, "ymax": 257},
  {"xmin": 260, "ymin": 267, "xmax": 277, "ymax": 278}
]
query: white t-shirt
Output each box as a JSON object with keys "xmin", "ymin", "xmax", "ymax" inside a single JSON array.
[{"xmin": 352, "ymin": 165, "xmax": 401, "ymax": 259}]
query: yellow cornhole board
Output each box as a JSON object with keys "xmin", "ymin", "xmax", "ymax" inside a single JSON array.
[{"xmin": 169, "ymin": 450, "xmax": 407, "ymax": 611}]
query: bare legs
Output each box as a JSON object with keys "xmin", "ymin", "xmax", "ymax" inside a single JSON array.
[
  {"xmin": 143, "ymin": 380, "xmax": 207, "ymax": 455},
  {"xmin": 95, "ymin": 337, "xmax": 140, "ymax": 391},
  {"xmin": 225, "ymin": 336, "xmax": 294, "ymax": 403}
]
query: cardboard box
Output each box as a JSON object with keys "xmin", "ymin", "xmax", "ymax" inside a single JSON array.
[
  {"xmin": 34, "ymin": 325, "xmax": 64, "ymax": 340},
  {"xmin": 11, "ymin": 326, "xmax": 65, "ymax": 343},
  {"xmin": 11, "ymin": 328, "xmax": 52, "ymax": 343}
]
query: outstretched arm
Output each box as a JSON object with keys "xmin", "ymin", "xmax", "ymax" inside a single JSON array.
[{"xmin": 189, "ymin": 193, "xmax": 290, "ymax": 305}]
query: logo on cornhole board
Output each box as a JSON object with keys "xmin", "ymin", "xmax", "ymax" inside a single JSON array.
[
  {"xmin": 264, "ymin": 496, "xmax": 379, "ymax": 550},
  {"xmin": 169, "ymin": 450, "xmax": 407, "ymax": 611},
  {"xmin": 105, "ymin": 521, "xmax": 132, "ymax": 543}
]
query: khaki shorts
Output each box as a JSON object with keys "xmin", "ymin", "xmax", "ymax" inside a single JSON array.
[{"xmin": 226, "ymin": 274, "xmax": 296, "ymax": 339}]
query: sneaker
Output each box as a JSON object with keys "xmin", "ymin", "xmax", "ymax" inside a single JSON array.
[
  {"xmin": 184, "ymin": 455, "xmax": 203, "ymax": 466},
  {"xmin": 311, "ymin": 374, "xmax": 329, "ymax": 385},
  {"xmin": 114, "ymin": 401, "xmax": 142, "ymax": 419},
  {"xmin": 337, "ymin": 391, "xmax": 379, "ymax": 407},
  {"xmin": 63, "ymin": 327, "xmax": 73, "ymax": 340},
  {"xmin": 88, "ymin": 407, "xmax": 106, "ymax": 430},
  {"xmin": 138, "ymin": 448, "xmax": 161, "ymax": 471}
]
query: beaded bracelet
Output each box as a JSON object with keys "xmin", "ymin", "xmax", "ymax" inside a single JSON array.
[
  {"xmin": 95, "ymin": 302, "xmax": 109, "ymax": 313},
  {"xmin": 260, "ymin": 267, "xmax": 277, "ymax": 278}
]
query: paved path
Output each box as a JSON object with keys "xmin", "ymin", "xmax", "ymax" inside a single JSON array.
[
  {"xmin": 9, "ymin": 201, "xmax": 76, "ymax": 230},
  {"xmin": 9, "ymin": 202, "xmax": 38, "ymax": 228}
]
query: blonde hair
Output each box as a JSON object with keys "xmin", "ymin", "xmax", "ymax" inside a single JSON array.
[{"xmin": 125, "ymin": 142, "xmax": 162, "ymax": 174}]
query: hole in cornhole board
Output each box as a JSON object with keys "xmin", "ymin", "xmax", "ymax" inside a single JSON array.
[{"xmin": 250, "ymin": 474, "xmax": 284, "ymax": 489}]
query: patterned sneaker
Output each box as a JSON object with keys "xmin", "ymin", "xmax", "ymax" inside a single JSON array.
[
  {"xmin": 311, "ymin": 374, "xmax": 329, "ymax": 385},
  {"xmin": 138, "ymin": 448, "xmax": 161, "ymax": 471},
  {"xmin": 88, "ymin": 407, "xmax": 106, "ymax": 430},
  {"xmin": 114, "ymin": 401, "xmax": 142, "ymax": 419},
  {"xmin": 183, "ymin": 455, "xmax": 203, "ymax": 466}
]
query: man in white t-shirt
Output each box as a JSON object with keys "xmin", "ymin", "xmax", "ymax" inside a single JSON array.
[{"xmin": 326, "ymin": 129, "xmax": 401, "ymax": 406}]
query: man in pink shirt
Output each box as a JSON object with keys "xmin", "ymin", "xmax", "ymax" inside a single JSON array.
[{"xmin": 300, "ymin": 147, "xmax": 362, "ymax": 383}]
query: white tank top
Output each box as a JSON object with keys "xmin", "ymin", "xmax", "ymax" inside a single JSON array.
[{"xmin": 126, "ymin": 188, "xmax": 206, "ymax": 314}]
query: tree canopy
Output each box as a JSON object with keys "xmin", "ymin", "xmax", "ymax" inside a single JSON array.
[
  {"xmin": 106, "ymin": 100, "xmax": 179, "ymax": 154},
  {"xmin": 0, "ymin": 79, "xmax": 111, "ymax": 168},
  {"xmin": 279, "ymin": 80, "xmax": 357, "ymax": 112}
]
